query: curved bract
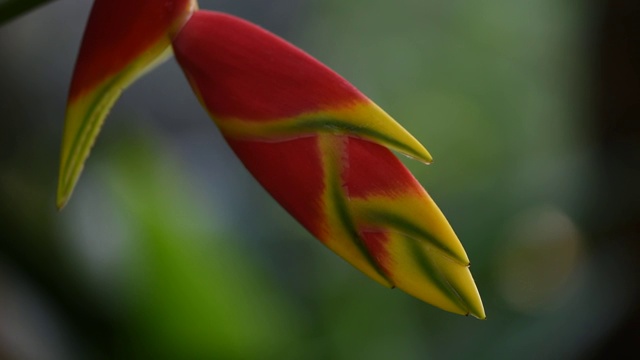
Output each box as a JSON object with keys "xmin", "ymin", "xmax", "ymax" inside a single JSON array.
[
  {"xmin": 58, "ymin": 2, "xmax": 485, "ymax": 318},
  {"xmin": 57, "ymin": 0, "xmax": 197, "ymax": 208},
  {"xmin": 173, "ymin": 11, "xmax": 484, "ymax": 318}
]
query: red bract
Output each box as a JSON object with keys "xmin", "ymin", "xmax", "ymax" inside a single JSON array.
[
  {"xmin": 68, "ymin": 0, "xmax": 194, "ymax": 99},
  {"xmin": 172, "ymin": 11, "xmax": 365, "ymax": 120},
  {"xmin": 58, "ymin": 0, "xmax": 197, "ymax": 208},
  {"xmin": 58, "ymin": 0, "xmax": 485, "ymax": 318}
]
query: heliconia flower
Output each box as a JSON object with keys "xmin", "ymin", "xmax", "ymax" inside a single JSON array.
[{"xmin": 58, "ymin": 0, "xmax": 485, "ymax": 319}]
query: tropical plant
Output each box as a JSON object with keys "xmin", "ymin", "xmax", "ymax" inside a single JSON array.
[{"xmin": 6, "ymin": 0, "xmax": 485, "ymax": 318}]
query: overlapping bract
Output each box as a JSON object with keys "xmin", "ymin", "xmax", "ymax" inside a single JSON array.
[{"xmin": 58, "ymin": 0, "xmax": 485, "ymax": 318}]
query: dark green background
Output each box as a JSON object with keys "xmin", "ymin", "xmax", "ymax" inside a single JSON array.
[{"xmin": 0, "ymin": 0, "xmax": 638, "ymax": 359}]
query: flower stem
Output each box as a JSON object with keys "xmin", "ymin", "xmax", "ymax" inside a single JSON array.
[{"xmin": 0, "ymin": 0, "xmax": 57, "ymax": 25}]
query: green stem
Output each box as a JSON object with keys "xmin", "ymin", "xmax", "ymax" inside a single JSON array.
[{"xmin": 0, "ymin": 0, "xmax": 57, "ymax": 25}]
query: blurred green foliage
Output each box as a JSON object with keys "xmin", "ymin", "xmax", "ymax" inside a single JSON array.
[
  {"xmin": 0, "ymin": 0, "xmax": 638, "ymax": 359},
  {"xmin": 99, "ymin": 134, "xmax": 299, "ymax": 358}
]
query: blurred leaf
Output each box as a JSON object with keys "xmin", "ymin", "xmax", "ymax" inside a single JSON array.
[{"xmin": 95, "ymin": 131, "xmax": 300, "ymax": 359}]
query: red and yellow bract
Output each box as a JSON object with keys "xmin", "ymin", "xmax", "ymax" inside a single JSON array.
[
  {"xmin": 58, "ymin": 0, "xmax": 197, "ymax": 208},
  {"xmin": 58, "ymin": 0, "xmax": 485, "ymax": 319}
]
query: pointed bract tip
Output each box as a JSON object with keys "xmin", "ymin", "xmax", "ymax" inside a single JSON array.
[
  {"xmin": 56, "ymin": 193, "xmax": 69, "ymax": 211},
  {"xmin": 463, "ymin": 290, "xmax": 486, "ymax": 320},
  {"xmin": 414, "ymin": 145, "xmax": 433, "ymax": 165},
  {"xmin": 470, "ymin": 308, "xmax": 487, "ymax": 320}
]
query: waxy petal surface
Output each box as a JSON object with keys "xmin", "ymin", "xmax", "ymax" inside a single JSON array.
[
  {"xmin": 172, "ymin": 11, "xmax": 431, "ymax": 164},
  {"xmin": 57, "ymin": 0, "xmax": 196, "ymax": 208},
  {"xmin": 173, "ymin": 10, "xmax": 484, "ymax": 318}
]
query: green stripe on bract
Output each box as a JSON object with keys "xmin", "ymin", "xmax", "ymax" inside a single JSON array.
[
  {"xmin": 292, "ymin": 118, "xmax": 427, "ymax": 162},
  {"xmin": 59, "ymin": 77, "xmax": 124, "ymax": 208},
  {"xmin": 320, "ymin": 135, "xmax": 392, "ymax": 285},
  {"xmin": 406, "ymin": 237, "xmax": 470, "ymax": 314},
  {"xmin": 359, "ymin": 209, "xmax": 469, "ymax": 265},
  {"xmin": 218, "ymin": 116, "xmax": 432, "ymax": 164},
  {"xmin": 58, "ymin": 46, "xmax": 173, "ymax": 208}
]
